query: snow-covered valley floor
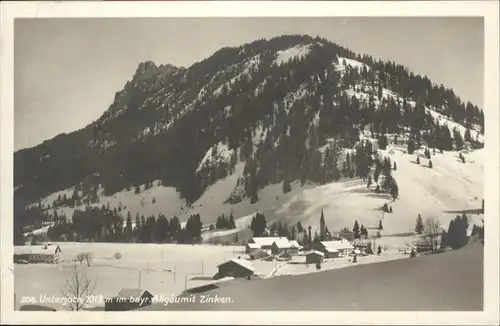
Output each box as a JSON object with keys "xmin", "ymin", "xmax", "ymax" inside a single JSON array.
[{"xmin": 15, "ymin": 233, "xmax": 431, "ymax": 311}]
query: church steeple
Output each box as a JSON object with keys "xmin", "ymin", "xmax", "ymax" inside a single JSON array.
[{"xmin": 320, "ymin": 209, "xmax": 325, "ymax": 241}]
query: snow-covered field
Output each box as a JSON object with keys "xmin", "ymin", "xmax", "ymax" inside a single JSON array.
[{"xmin": 14, "ymin": 242, "xmax": 244, "ymax": 311}]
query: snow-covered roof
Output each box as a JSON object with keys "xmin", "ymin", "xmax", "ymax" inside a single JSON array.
[
  {"xmin": 320, "ymin": 240, "xmax": 354, "ymax": 251},
  {"xmin": 219, "ymin": 258, "xmax": 256, "ymax": 272},
  {"xmin": 251, "ymin": 237, "xmax": 288, "ymax": 247},
  {"xmin": 306, "ymin": 250, "xmax": 325, "ymax": 257},
  {"xmin": 246, "ymin": 243, "xmax": 261, "ymax": 249},
  {"xmin": 289, "ymin": 240, "xmax": 301, "ymax": 248},
  {"xmin": 272, "ymin": 238, "xmax": 293, "ymax": 249},
  {"xmin": 14, "ymin": 246, "xmax": 56, "ymax": 255}
]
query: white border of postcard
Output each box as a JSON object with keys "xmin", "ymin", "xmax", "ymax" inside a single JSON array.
[{"xmin": 1, "ymin": 1, "xmax": 499, "ymax": 325}]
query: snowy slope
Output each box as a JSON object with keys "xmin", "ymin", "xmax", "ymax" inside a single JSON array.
[
  {"xmin": 274, "ymin": 44, "xmax": 312, "ymax": 65},
  {"xmin": 196, "ymin": 142, "xmax": 235, "ymax": 173},
  {"xmin": 336, "ymin": 56, "xmax": 371, "ymax": 72},
  {"xmin": 33, "ymin": 137, "xmax": 483, "ymax": 240},
  {"xmin": 272, "ymin": 144, "xmax": 483, "ymax": 236}
]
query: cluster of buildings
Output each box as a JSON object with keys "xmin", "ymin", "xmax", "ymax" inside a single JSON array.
[
  {"xmin": 14, "ymin": 245, "xmax": 61, "ymax": 264},
  {"xmin": 224, "ymin": 235, "xmax": 376, "ymax": 276},
  {"xmin": 245, "ymin": 237, "xmax": 303, "ymax": 257}
]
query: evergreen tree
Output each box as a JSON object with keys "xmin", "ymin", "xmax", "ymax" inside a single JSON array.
[
  {"xmin": 353, "ymin": 220, "xmax": 360, "ymax": 239},
  {"xmin": 445, "ymin": 214, "xmax": 469, "ymax": 249},
  {"xmin": 464, "ymin": 128, "xmax": 472, "ymax": 143},
  {"xmin": 390, "ymin": 178, "xmax": 399, "ymax": 200},
  {"xmin": 393, "ymin": 161, "xmax": 397, "ymax": 170},
  {"xmin": 453, "ymin": 127, "xmax": 464, "ymax": 150},
  {"xmin": 378, "ymin": 219, "xmax": 383, "ymax": 231},
  {"xmin": 377, "ymin": 245, "xmax": 382, "ymax": 255},
  {"xmin": 428, "ymin": 160, "xmax": 433, "ymax": 168},
  {"xmin": 250, "ymin": 212, "xmax": 267, "ymax": 237},
  {"xmin": 296, "ymin": 221, "xmax": 303, "ymax": 233},
  {"xmin": 282, "ymin": 178, "xmax": 292, "ymax": 194},
  {"xmin": 407, "ymin": 138, "xmax": 415, "ymax": 155},
  {"xmin": 367, "ymin": 175, "xmax": 372, "ymax": 188},
  {"xmin": 229, "ymin": 211, "xmax": 236, "ymax": 229},
  {"xmin": 320, "ymin": 209, "xmax": 326, "ymax": 241},
  {"xmin": 416, "ymin": 156, "xmax": 420, "ymax": 165},
  {"xmin": 415, "ymin": 214, "xmax": 424, "ymax": 234},
  {"xmin": 378, "ymin": 134, "xmax": 388, "ymax": 150}
]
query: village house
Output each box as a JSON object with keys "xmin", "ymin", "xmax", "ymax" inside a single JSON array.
[
  {"xmin": 338, "ymin": 228, "xmax": 355, "ymax": 241},
  {"xmin": 248, "ymin": 237, "xmax": 289, "ymax": 250},
  {"xmin": 314, "ymin": 239, "xmax": 354, "ymax": 258},
  {"xmin": 289, "ymin": 240, "xmax": 304, "ymax": 251},
  {"xmin": 105, "ymin": 288, "xmax": 154, "ymax": 311},
  {"xmin": 270, "ymin": 238, "xmax": 296, "ymax": 255},
  {"xmin": 213, "ymin": 258, "xmax": 256, "ymax": 280},
  {"xmin": 351, "ymin": 239, "xmax": 372, "ymax": 254},
  {"xmin": 305, "ymin": 251, "xmax": 324, "ymax": 264},
  {"xmin": 248, "ymin": 248, "xmax": 270, "ymax": 260},
  {"xmin": 245, "ymin": 243, "xmax": 261, "ymax": 254},
  {"xmin": 14, "ymin": 246, "xmax": 59, "ymax": 264}
]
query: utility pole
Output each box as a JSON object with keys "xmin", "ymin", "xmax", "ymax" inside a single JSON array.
[{"xmin": 308, "ymin": 226, "xmax": 312, "ymax": 251}]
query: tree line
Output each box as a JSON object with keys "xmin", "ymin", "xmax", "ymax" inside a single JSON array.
[{"xmin": 43, "ymin": 206, "xmax": 205, "ymax": 244}]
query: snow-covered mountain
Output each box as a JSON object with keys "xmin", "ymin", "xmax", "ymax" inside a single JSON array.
[{"xmin": 14, "ymin": 34, "xmax": 484, "ymax": 242}]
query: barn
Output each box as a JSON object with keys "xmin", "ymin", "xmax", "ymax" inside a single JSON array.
[
  {"xmin": 315, "ymin": 240, "xmax": 354, "ymax": 258},
  {"xmin": 104, "ymin": 288, "xmax": 154, "ymax": 311},
  {"xmin": 305, "ymin": 251, "xmax": 324, "ymax": 264},
  {"xmin": 245, "ymin": 243, "xmax": 261, "ymax": 254},
  {"xmin": 248, "ymin": 237, "xmax": 289, "ymax": 250},
  {"xmin": 270, "ymin": 238, "xmax": 295, "ymax": 255},
  {"xmin": 248, "ymin": 248, "xmax": 270, "ymax": 260},
  {"xmin": 213, "ymin": 258, "xmax": 256, "ymax": 280},
  {"xmin": 14, "ymin": 246, "xmax": 59, "ymax": 264},
  {"xmin": 322, "ymin": 247, "xmax": 340, "ymax": 258}
]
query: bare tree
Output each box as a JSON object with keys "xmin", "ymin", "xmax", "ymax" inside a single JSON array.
[
  {"xmin": 424, "ymin": 217, "xmax": 441, "ymax": 254},
  {"xmin": 60, "ymin": 262, "xmax": 97, "ymax": 311},
  {"xmin": 75, "ymin": 252, "xmax": 93, "ymax": 267}
]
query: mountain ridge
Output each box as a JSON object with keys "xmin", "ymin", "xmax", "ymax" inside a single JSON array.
[{"xmin": 14, "ymin": 34, "xmax": 484, "ymax": 238}]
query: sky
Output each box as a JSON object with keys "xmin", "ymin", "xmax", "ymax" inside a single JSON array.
[{"xmin": 14, "ymin": 17, "xmax": 484, "ymax": 151}]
